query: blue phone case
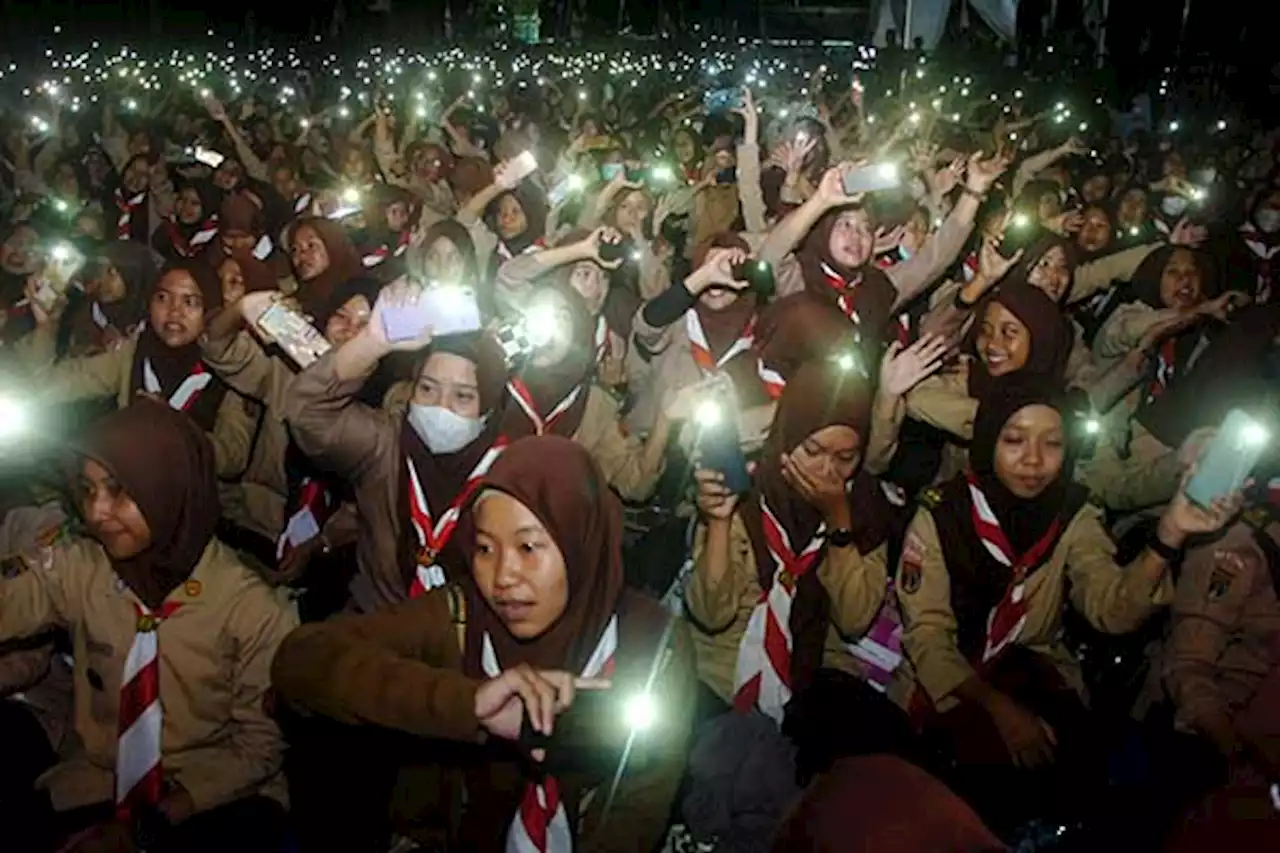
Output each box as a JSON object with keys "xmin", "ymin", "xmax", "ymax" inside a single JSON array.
[
  {"xmin": 698, "ymin": 414, "xmax": 752, "ymax": 494},
  {"xmin": 1185, "ymin": 410, "xmax": 1267, "ymax": 509}
]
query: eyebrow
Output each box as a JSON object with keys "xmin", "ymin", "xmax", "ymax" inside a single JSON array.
[{"xmin": 475, "ymin": 525, "xmax": 545, "ymax": 538}]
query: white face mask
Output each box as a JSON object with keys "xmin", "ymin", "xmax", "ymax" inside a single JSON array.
[
  {"xmin": 1160, "ymin": 195, "xmax": 1189, "ymax": 217},
  {"xmin": 407, "ymin": 404, "xmax": 486, "ymax": 455},
  {"xmin": 1255, "ymin": 209, "xmax": 1280, "ymax": 234}
]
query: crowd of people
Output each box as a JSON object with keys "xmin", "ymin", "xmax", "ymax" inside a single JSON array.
[{"xmin": 0, "ymin": 36, "xmax": 1277, "ymax": 853}]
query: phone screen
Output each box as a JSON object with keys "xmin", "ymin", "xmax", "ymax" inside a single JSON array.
[{"xmin": 1185, "ymin": 410, "xmax": 1269, "ymax": 509}]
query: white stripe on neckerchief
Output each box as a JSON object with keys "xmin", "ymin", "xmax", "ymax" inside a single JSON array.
[
  {"xmin": 143, "ymin": 358, "xmax": 213, "ymax": 411},
  {"xmin": 91, "ymin": 301, "xmax": 110, "ymax": 329},
  {"xmin": 818, "ymin": 261, "xmax": 861, "ymax": 324},
  {"xmin": 293, "ymin": 192, "xmax": 314, "ymax": 216},
  {"xmin": 481, "ymin": 616, "xmax": 618, "ymax": 853},
  {"xmin": 116, "ymin": 190, "xmax": 146, "ymax": 241},
  {"xmin": 685, "ymin": 310, "xmax": 755, "ymax": 376}
]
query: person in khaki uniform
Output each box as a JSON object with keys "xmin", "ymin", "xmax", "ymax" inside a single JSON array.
[
  {"xmin": 1164, "ymin": 509, "xmax": 1280, "ymax": 774},
  {"xmin": 0, "ymin": 400, "xmax": 295, "ymax": 852},
  {"xmin": 893, "ymin": 380, "xmax": 1240, "ymax": 835},
  {"xmin": 271, "ymin": 437, "xmax": 695, "ymax": 853},
  {"xmin": 14, "ymin": 260, "xmax": 257, "ymax": 482},
  {"xmin": 687, "ymin": 358, "xmax": 894, "ymax": 718}
]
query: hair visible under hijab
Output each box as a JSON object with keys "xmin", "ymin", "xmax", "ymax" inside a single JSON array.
[{"xmin": 76, "ymin": 398, "xmax": 220, "ymax": 610}]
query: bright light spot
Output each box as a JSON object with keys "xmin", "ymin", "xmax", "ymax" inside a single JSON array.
[
  {"xmin": 341, "ymin": 187, "xmax": 360, "ymax": 205},
  {"xmin": 0, "ymin": 395, "xmax": 28, "ymax": 441},
  {"xmin": 1240, "ymin": 422, "xmax": 1269, "ymax": 447},
  {"xmin": 695, "ymin": 401, "xmax": 722, "ymax": 428},
  {"xmin": 1084, "ymin": 419, "xmax": 1101, "ymax": 436},
  {"xmin": 624, "ymin": 693, "xmax": 657, "ymax": 732},
  {"xmin": 834, "ymin": 352, "xmax": 858, "ymax": 372}
]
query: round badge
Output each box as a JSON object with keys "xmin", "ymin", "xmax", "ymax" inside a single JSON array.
[{"xmin": 184, "ymin": 579, "xmax": 202, "ymax": 598}]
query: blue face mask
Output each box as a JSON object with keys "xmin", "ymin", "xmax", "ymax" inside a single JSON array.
[{"xmin": 600, "ymin": 163, "xmax": 624, "ymax": 182}]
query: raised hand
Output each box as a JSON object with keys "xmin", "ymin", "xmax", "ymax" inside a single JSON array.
[{"xmin": 878, "ymin": 335, "xmax": 950, "ymax": 398}]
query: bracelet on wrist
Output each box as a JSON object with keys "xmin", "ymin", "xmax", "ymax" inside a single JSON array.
[{"xmin": 1149, "ymin": 533, "xmax": 1183, "ymax": 563}]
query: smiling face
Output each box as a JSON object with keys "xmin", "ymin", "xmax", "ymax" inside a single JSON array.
[
  {"xmin": 993, "ymin": 404, "xmax": 1066, "ymax": 499},
  {"xmin": 1159, "ymin": 248, "xmax": 1204, "ymax": 310},
  {"xmin": 977, "ymin": 301, "xmax": 1032, "ymax": 377},
  {"xmin": 471, "ymin": 490, "xmax": 569, "ymax": 640},
  {"xmin": 80, "ymin": 458, "xmax": 152, "ymax": 559},
  {"xmin": 827, "ymin": 208, "xmax": 874, "ymax": 270},
  {"xmin": 149, "ymin": 269, "xmax": 207, "ymax": 347}
]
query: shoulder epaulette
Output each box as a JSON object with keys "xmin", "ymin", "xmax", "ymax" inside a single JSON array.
[{"xmin": 918, "ymin": 487, "xmax": 943, "ymax": 510}]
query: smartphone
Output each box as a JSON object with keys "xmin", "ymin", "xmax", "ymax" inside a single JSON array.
[
  {"xmin": 508, "ymin": 150, "xmax": 538, "ymax": 184},
  {"xmin": 1185, "ymin": 410, "xmax": 1270, "ymax": 509},
  {"xmin": 32, "ymin": 243, "xmax": 86, "ymax": 313},
  {"xmin": 696, "ymin": 400, "xmax": 752, "ymax": 494},
  {"xmin": 842, "ymin": 163, "xmax": 900, "ymax": 195},
  {"xmin": 193, "ymin": 146, "xmax": 225, "ymax": 169},
  {"xmin": 256, "ymin": 301, "xmax": 332, "ymax": 369},
  {"xmin": 599, "ymin": 162, "xmax": 625, "ymax": 182},
  {"xmin": 382, "ymin": 285, "xmax": 482, "ymax": 343},
  {"xmin": 715, "ymin": 167, "xmax": 736, "ymax": 185},
  {"xmin": 704, "ymin": 88, "xmax": 744, "ymax": 115}
]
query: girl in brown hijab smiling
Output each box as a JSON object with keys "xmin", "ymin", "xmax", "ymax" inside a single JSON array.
[
  {"xmin": 272, "ymin": 436, "xmax": 695, "ymax": 853},
  {"xmin": 17, "ymin": 260, "xmax": 257, "ymax": 480},
  {"xmin": 0, "ymin": 400, "xmax": 295, "ymax": 852}
]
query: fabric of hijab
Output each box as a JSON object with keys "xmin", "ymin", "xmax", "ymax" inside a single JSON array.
[
  {"xmin": 76, "ymin": 398, "xmax": 220, "ymax": 610},
  {"xmin": 966, "ymin": 282, "xmax": 1073, "ymax": 399},
  {"xmin": 219, "ymin": 190, "xmax": 265, "ymax": 236},
  {"xmin": 755, "ymin": 291, "xmax": 866, "ymax": 383},
  {"xmin": 929, "ymin": 377, "xmax": 1090, "ymax": 663},
  {"xmin": 736, "ymin": 357, "xmax": 878, "ymax": 696},
  {"xmin": 483, "ymin": 185, "xmax": 548, "ymax": 257},
  {"xmin": 459, "ymin": 434, "xmax": 625, "ymax": 673},
  {"xmin": 129, "ymin": 261, "xmax": 229, "ymax": 431},
  {"xmin": 397, "ymin": 333, "xmax": 509, "ymax": 586},
  {"xmin": 795, "ymin": 204, "xmax": 898, "ymax": 341},
  {"xmin": 500, "ymin": 282, "xmax": 597, "ymax": 440},
  {"xmin": 288, "ymin": 216, "xmax": 364, "ymax": 321}
]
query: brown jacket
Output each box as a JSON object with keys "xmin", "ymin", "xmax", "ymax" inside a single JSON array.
[
  {"xmin": 684, "ymin": 514, "xmax": 890, "ymax": 704},
  {"xmin": 1164, "ymin": 517, "xmax": 1280, "ymax": 738},
  {"xmin": 15, "ymin": 328, "xmax": 258, "ymax": 481},
  {"xmin": 0, "ymin": 537, "xmax": 296, "ymax": 812},
  {"xmin": 895, "ymin": 501, "xmax": 1173, "ymax": 711},
  {"xmin": 271, "ymin": 587, "xmax": 696, "ymax": 853}
]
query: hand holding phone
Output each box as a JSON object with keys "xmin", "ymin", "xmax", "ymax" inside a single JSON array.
[
  {"xmin": 256, "ymin": 301, "xmax": 332, "ymax": 369},
  {"xmin": 32, "ymin": 242, "xmax": 85, "ymax": 314},
  {"xmin": 382, "ymin": 283, "xmax": 482, "ymax": 343},
  {"xmin": 704, "ymin": 88, "xmax": 744, "ymax": 115},
  {"xmin": 1185, "ymin": 410, "xmax": 1270, "ymax": 509}
]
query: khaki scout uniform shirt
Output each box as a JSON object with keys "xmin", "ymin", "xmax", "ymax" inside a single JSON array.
[
  {"xmin": 865, "ymin": 359, "xmax": 975, "ymax": 482},
  {"xmin": 1164, "ymin": 516, "xmax": 1280, "ymax": 737},
  {"xmin": 894, "ymin": 500, "xmax": 1173, "ymax": 712},
  {"xmin": 0, "ymin": 537, "xmax": 297, "ymax": 812},
  {"xmin": 683, "ymin": 514, "xmax": 891, "ymax": 705},
  {"xmin": 14, "ymin": 328, "xmax": 258, "ymax": 481}
]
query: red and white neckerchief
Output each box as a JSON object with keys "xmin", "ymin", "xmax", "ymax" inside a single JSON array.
[
  {"xmin": 91, "ymin": 301, "xmax": 110, "ymax": 329},
  {"xmin": 1147, "ymin": 338, "xmax": 1178, "ymax": 401},
  {"xmin": 481, "ymin": 615, "xmax": 617, "ymax": 853},
  {"xmin": 818, "ymin": 261, "xmax": 861, "ymax": 324},
  {"xmin": 593, "ymin": 316, "xmax": 609, "ymax": 366},
  {"xmin": 165, "ymin": 216, "xmax": 219, "ymax": 258},
  {"xmin": 496, "ymin": 237, "xmax": 547, "ymax": 262},
  {"xmin": 507, "ymin": 377, "xmax": 584, "ymax": 437},
  {"xmin": 733, "ymin": 498, "xmax": 826, "ymax": 723},
  {"xmin": 961, "ymin": 251, "xmax": 980, "ymax": 283},
  {"xmin": 966, "ymin": 473, "xmax": 1062, "ymax": 664},
  {"xmin": 1242, "ymin": 223, "xmax": 1280, "ymax": 305},
  {"xmin": 361, "ymin": 232, "xmax": 412, "ymax": 268},
  {"xmin": 405, "ymin": 440, "xmax": 507, "ymax": 597},
  {"xmin": 142, "ymin": 358, "xmax": 212, "ymax": 412},
  {"xmin": 686, "ymin": 310, "xmax": 755, "ymax": 376},
  {"xmin": 115, "ymin": 600, "xmax": 182, "ymax": 818},
  {"xmin": 757, "ymin": 359, "xmax": 786, "ymax": 401},
  {"xmin": 115, "ymin": 190, "xmax": 147, "ymax": 241},
  {"xmin": 276, "ymin": 477, "xmax": 334, "ymax": 560},
  {"xmin": 893, "ymin": 312, "xmax": 912, "ymax": 347},
  {"xmin": 293, "ymin": 192, "xmax": 314, "ymax": 216}
]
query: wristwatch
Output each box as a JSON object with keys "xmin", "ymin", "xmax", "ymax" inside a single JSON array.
[
  {"xmin": 827, "ymin": 528, "xmax": 856, "ymax": 548},
  {"xmin": 1149, "ymin": 533, "xmax": 1183, "ymax": 563}
]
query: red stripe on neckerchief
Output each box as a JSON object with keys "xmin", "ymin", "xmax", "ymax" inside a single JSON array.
[
  {"xmin": 686, "ymin": 310, "xmax": 756, "ymax": 376},
  {"xmin": 966, "ymin": 472, "xmax": 1061, "ymax": 664},
  {"xmin": 142, "ymin": 358, "xmax": 212, "ymax": 411},
  {"xmin": 406, "ymin": 438, "xmax": 508, "ymax": 597},
  {"xmin": 732, "ymin": 496, "xmax": 826, "ymax": 722},
  {"xmin": 819, "ymin": 261, "xmax": 861, "ymax": 324},
  {"xmin": 481, "ymin": 615, "xmax": 616, "ymax": 852},
  {"xmin": 165, "ymin": 216, "xmax": 219, "ymax": 258},
  {"xmin": 1242, "ymin": 223, "xmax": 1280, "ymax": 304},
  {"xmin": 115, "ymin": 600, "xmax": 182, "ymax": 819},
  {"xmin": 506, "ymin": 377, "xmax": 583, "ymax": 437},
  {"xmin": 115, "ymin": 190, "xmax": 146, "ymax": 240},
  {"xmin": 1147, "ymin": 338, "xmax": 1177, "ymax": 401},
  {"xmin": 757, "ymin": 358, "xmax": 786, "ymax": 400}
]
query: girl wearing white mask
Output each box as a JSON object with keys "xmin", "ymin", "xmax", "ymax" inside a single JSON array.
[{"xmin": 284, "ymin": 280, "xmax": 510, "ymax": 612}]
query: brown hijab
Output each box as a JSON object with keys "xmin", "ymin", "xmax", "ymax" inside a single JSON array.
[
  {"xmin": 796, "ymin": 205, "xmax": 897, "ymax": 342},
  {"xmin": 737, "ymin": 357, "xmax": 879, "ymax": 694},
  {"xmin": 224, "ymin": 249, "xmax": 279, "ymax": 297},
  {"xmin": 77, "ymin": 398, "xmax": 220, "ymax": 610},
  {"xmin": 966, "ymin": 282, "xmax": 1072, "ymax": 399},
  {"xmin": 690, "ymin": 233, "xmax": 761, "ymax": 358},
  {"xmin": 129, "ymin": 261, "xmax": 229, "ymax": 432},
  {"xmin": 499, "ymin": 283, "xmax": 597, "ymax": 440},
  {"xmin": 288, "ymin": 216, "xmax": 364, "ymax": 320},
  {"xmin": 219, "ymin": 190, "xmax": 265, "ymax": 236},
  {"xmin": 755, "ymin": 291, "xmax": 864, "ymax": 390},
  {"xmin": 398, "ymin": 333, "xmax": 510, "ymax": 586},
  {"xmin": 461, "ymin": 435, "xmax": 624, "ymax": 674}
]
